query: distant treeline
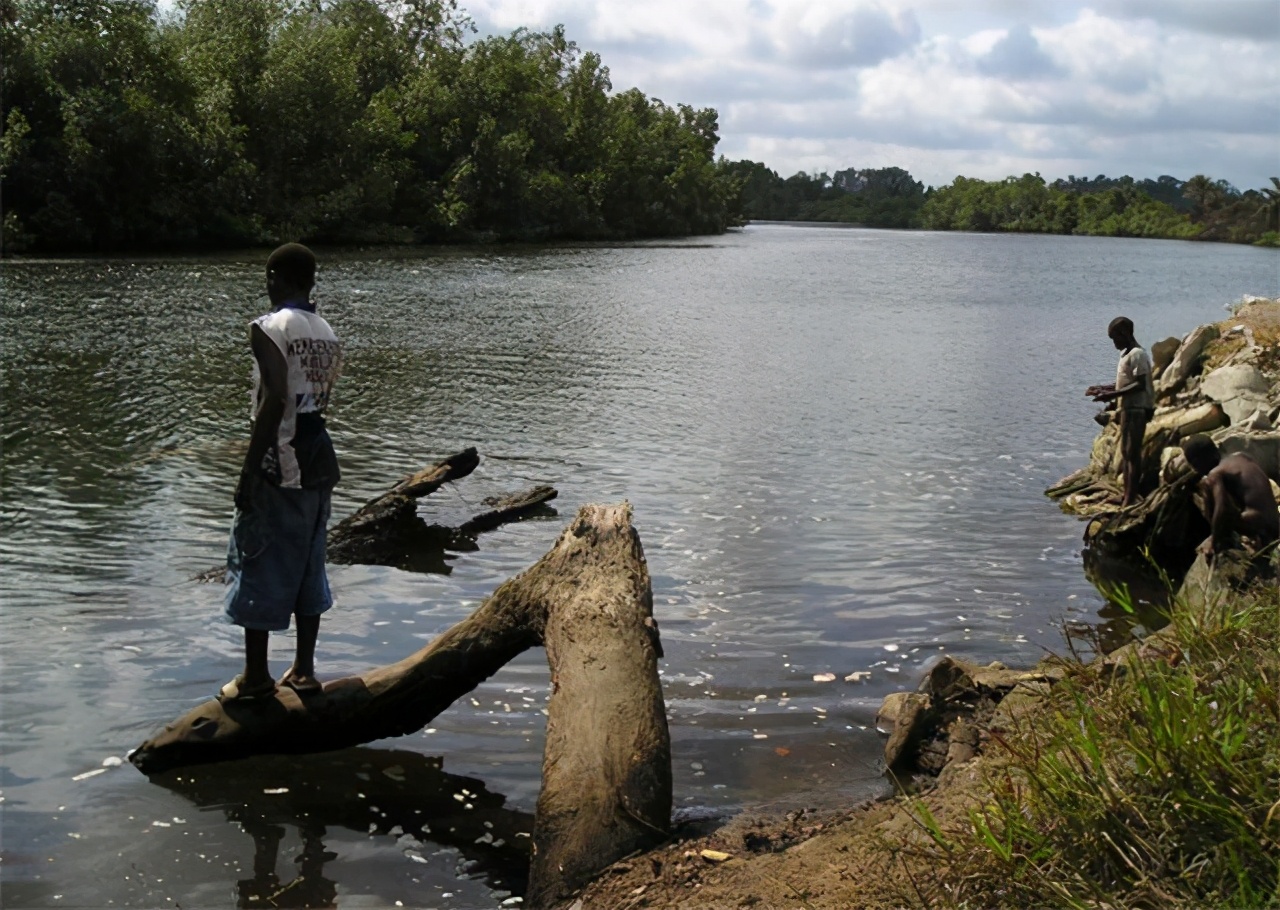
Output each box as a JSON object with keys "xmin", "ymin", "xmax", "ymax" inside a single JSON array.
[
  {"xmin": 733, "ymin": 162, "xmax": 1280, "ymax": 246},
  {"xmin": 5, "ymin": 2, "xmax": 1277, "ymax": 254},
  {"xmin": 1, "ymin": 0, "xmax": 739, "ymax": 252}
]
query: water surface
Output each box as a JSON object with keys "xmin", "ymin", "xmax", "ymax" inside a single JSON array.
[{"xmin": 2, "ymin": 226, "xmax": 1276, "ymax": 907}]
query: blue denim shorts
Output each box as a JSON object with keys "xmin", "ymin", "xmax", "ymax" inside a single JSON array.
[{"xmin": 225, "ymin": 480, "xmax": 333, "ymax": 632}]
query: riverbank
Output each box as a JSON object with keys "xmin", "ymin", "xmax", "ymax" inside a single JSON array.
[
  {"xmin": 560, "ymin": 300, "xmax": 1280, "ymax": 909},
  {"xmin": 567, "ymin": 584, "xmax": 1279, "ymax": 909}
]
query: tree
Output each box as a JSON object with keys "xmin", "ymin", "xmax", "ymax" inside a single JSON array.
[{"xmin": 1256, "ymin": 177, "xmax": 1280, "ymax": 233}]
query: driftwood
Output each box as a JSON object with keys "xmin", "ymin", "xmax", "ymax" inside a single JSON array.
[
  {"xmin": 133, "ymin": 502, "xmax": 670, "ymax": 908},
  {"xmin": 325, "ymin": 446, "xmax": 483, "ymax": 564},
  {"xmin": 197, "ymin": 448, "xmax": 558, "ymax": 578}
]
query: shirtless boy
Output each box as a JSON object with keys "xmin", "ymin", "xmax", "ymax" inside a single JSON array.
[
  {"xmin": 220, "ymin": 243, "xmax": 343, "ymax": 702},
  {"xmin": 1179, "ymin": 434, "xmax": 1279, "ymax": 564}
]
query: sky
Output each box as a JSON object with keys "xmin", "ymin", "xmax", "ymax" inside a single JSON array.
[{"xmin": 464, "ymin": 0, "xmax": 1280, "ymax": 190}]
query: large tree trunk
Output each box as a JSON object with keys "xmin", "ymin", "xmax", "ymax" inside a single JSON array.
[
  {"xmin": 527, "ymin": 505, "xmax": 670, "ymax": 908},
  {"xmin": 132, "ymin": 502, "xmax": 670, "ymax": 908}
]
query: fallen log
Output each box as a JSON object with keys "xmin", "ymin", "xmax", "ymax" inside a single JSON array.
[
  {"xmin": 133, "ymin": 502, "xmax": 671, "ymax": 908},
  {"xmin": 196, "ymin": 448, "xmax": 558, "ymax": 578},
  {"xmin": 325, "ymin": 447, "xmax": 481, "ymax": 564},
  {"xmin": 456, "ymin": 485, "xmax": 558, "ymax": 537}
]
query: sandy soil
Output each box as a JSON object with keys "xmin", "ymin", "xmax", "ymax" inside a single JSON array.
[{"xmin": 559, "ymin": 752, "xmax": 1001, "ymax": 909}]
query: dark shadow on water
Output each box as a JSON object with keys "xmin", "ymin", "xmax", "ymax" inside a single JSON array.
[
  {"xmin": 1079, "ymin": 545, "xmax": 1174, "ymax": 653},
  {"xmin": 341, "ymin": 505, "xmax": 559, "ymax": 575},
  {"xmin": 149, "ymin": 748, "xmax": 533, "ymax": 905}
]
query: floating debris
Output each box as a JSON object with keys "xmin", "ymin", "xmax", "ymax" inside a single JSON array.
[
  {"xmin": 263, "ymin": 788, "xmax": 288, "ymax": 795},
  {"xmin": 700, "ymin": 849, "xmax": 732, "ymax": 863},
  {"xmin": 812, "ymin": 672, "xmax": 836, "ymax": 682},
  {"xmin": 845, "ymin": 671, "xmax": 871, "ymax": 682},
  {"xmin": 71, "ymin": 769, "xmax": 107, "ymax": 782}
]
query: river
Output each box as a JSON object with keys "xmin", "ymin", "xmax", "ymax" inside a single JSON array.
[{"xmin": 2, "ymin": 225, "xmax": 1276, "ymax": 908}]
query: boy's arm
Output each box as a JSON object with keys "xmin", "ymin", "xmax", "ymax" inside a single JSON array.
[
  {"xmin": 1093, "ymin": 381, "xmax": 1140, "ymax": 402},
  {"xmin": 1203, "ymin": 471, "xmax": 1233, "ymax": 559},
  {"xmin": 1094, "ymin": 355, "xmax": 1148, "ymax": 402},
  {"xmin": 236, "ymin": 325, "xmax": 288, "ymax": 510}
]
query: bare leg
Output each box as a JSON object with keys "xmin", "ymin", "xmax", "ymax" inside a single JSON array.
[
  {"xmin": 1119, "ymin": 411, "xmax": 1144, "ymax": 508},
  {"xmin": 283, "ymin": 614, "xmax": 321, "ymax": 692},
  {"xmin": 1122, "ymin": 458, "xmax": 1139, "ymax": 508},
  {"xmin": 242, "ymin": 629, "xmax": 272, "ymax": 689}
]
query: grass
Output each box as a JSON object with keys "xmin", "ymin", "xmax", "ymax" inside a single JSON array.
[{"xmin": 899, "ymin": 581, "xmax": 1280, "ymax": 909}]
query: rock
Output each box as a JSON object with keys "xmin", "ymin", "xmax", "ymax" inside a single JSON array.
[
  {"xmin": 943, "ymin": 720, "xmax": 979, "ymax": 766},
  {"xmin": 1157, "ymin": 324, "xmax": 1219, "ymax": 397},
  {"xmin": 926, "ymin": 655, "xmax": 1059, "ymax": 698},
  {"xmin": 877, "ymin": 692, "xmax": 931, "ymax": 769},
  {"xmin": 1159, "ymin": 446, "xmax": 1185, "ymax": 473},
  {"xmin": 1151, "ymin": 336, "xmax": 1180, "ymax": 378},
  {"xmin": 875, "ymin": 691, "xmax": 912, "ymax": 729},
  {"xmin": 989, "ymin": 687, "xmax": 1046, "ymax": 730},
  {"xmin": 1145, "ymin": 401, "xmax": 1227, "ymax": 441},
  {"xmin": 1200, "ymin": 364, "xmax": 1271, "ymax": 425},
  {"xmin": 1243, "ymin": 409, "xmax": 1274, "ymax": 431}
]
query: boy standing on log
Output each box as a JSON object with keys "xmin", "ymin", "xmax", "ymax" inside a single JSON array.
[
  {"xmin": 220, "ymin": 243, "xmax": 343, "ymax": 703},
  {"xmin": 1087, "ymin": 316, "xmax": 1155, "ymax": 508},
  {"xmin": 1179, "ymin": 434, "xmax": 1278, "ymax": 567}
]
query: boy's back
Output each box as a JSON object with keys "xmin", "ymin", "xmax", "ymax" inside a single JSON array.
[{"xmin": 250, "ymin": 306, "xmax": 342, "ymax": 490}]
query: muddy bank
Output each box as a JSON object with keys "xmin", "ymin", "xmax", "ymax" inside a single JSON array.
[{"xmin": 560, "ymin": 297, "xmax": 1280, "ymax": 909}]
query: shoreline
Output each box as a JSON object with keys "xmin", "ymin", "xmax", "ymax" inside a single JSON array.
[
  {"xmin": 559, "ymin": 299, "xmax": 1280, "ymax": 909},
  {"xmin": 7, "ymin": 221, "xmax": 1280, "ymax": 261}
]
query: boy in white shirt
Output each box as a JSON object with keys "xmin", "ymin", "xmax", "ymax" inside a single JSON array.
[
  {"xmin": 1088, "ymin": 316, "xmax": 1154, "ymax": 508},
  {"xmin": 220, "ymin": 243, "xmax": 343, "ymax": 702}
]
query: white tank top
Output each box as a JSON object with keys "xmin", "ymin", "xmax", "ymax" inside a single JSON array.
[{"xmin": 251, "ymin": 306, "xmax": 342, "ymax": 488}]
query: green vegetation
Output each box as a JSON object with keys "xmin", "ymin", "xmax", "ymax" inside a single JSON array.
[
  {"xmin": 3, "ymin": 1, "xmax": 1277, "ymax": 252},
  {"xmin": 921, "ymin": 173, "xmax": 1203, "ymax": 239},
  {"xmin": 1, "ymin": 0, "xmax": 739, "ymax": 252},
  {"xmin": 725, "ymin": 162, "xmax": 925, "ymax": 228},
  {"xmin": 910, "ymin": 582, "xmax": 1280, "ymax": 909},
  {"xmin": 735, "ymin": 165, "xmax": 1279, "ymax": 245}
]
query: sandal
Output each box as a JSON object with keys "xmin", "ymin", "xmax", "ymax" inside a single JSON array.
[
  {"xmin": 280, "ymin": 669, "xmax": 323, "ymax": 696},
  {"xmin": 217, "ymin": 674, "xmax": 277, "ymax": 703}
]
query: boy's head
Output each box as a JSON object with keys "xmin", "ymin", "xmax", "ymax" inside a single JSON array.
[
  {"xmin": 1180, "ymin": 434, "xmax": 1221, "ymax": 476},
  {"xmin": 1108, "ymin": 316, "xmax": 1136, "ymax": 350},
  {"xmin": 266, "ymin": 243, "xmax": 316, "ymax": 305}
]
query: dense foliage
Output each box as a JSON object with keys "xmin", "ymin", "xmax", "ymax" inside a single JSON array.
[
  {"xmin": 1, "ymin": 0, "xmax": 739, "ymax": 251},
  {"xmin": 4, "ymin": 1, "xmax": 1276, "ymax": 252},
  {"xmin": 725, "ymin": 161, "xmax": 925, "ymax": 228},
  {"xmin": 923, "ymin": 173, "xmax": 1279, "ymax": 244},
  {"xmin": 735, "ymin": 164, "xmax": 1279, "ymax": 246}
]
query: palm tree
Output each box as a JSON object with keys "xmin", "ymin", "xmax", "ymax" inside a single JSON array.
[
  {"xmin": 1183, "ymin": 174, "xmax": 1220, "ymax": 220},
  {"xmin": 1256, "ymin": 177, "xmax": 1280, "ymax": 233}
]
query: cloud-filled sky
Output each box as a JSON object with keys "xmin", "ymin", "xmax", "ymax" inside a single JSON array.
[{"xmin": 465, "ymin": 0, "xmax": 1279, "ymax": 189}]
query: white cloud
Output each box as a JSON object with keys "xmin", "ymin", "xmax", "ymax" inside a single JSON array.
[{"xmin": 468, "ymin": 0, "xmax": 1280, "ymax": 189}]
